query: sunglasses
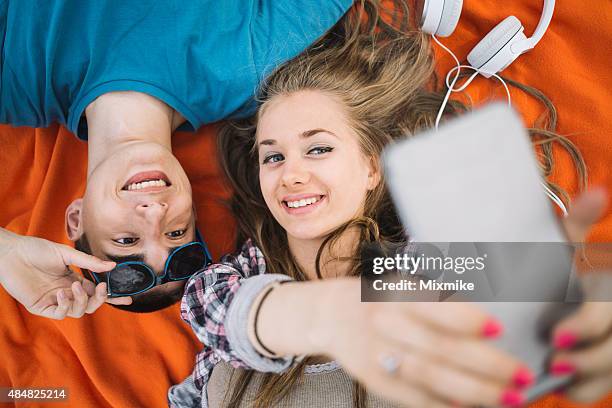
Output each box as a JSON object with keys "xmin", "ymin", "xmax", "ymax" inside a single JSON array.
[{"xmin": 88, "ymin": 240, "xmax": 212, "ymax": 297}]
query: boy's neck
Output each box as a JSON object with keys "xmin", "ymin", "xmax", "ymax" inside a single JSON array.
[{"xmin": 84, "ymin": 91, "xmax": 184, "ymax": 177}]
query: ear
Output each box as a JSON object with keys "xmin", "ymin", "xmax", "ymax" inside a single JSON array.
[
  {"xmin": 65, "ymin": 198, "xmax": 84, "ymax": 241},
  {"xmin": 192, "ymin": 203, "xmax": 198, "ymax": 221},
  {"xmin": 366, "ymin": 156, "xmax": 382, "ymax": 191}
]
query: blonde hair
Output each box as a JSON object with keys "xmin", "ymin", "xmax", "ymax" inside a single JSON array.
[{"xmin": 217, "ymin": 1, "xmax": 585, "ymax": 406}]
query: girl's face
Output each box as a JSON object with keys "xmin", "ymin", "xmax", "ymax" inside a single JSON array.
[{"xmin": 257, "ymin": 90, "xmax": 379, "ymax": 242}]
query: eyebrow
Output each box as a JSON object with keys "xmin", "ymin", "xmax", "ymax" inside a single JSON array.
[
  {"xmin": 102, "ymin": 246, "xmax": 183, "ymax": 265},
  {"xmin": 258, "ymin": 128, "xmax": 338, "ymax": 146}
]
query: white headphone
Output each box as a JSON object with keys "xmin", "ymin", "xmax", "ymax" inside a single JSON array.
[
  {"xmin": 417, "ymin": 0, "xmax": 567, "ymax": 216},
  {"xmin": 417, "ymin": 0, "xmax": 556, "ymax": 77}
]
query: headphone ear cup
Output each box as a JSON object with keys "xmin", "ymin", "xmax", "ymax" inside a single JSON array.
[
  {"xmin": 418, "ymin": 0, "xmax": 444, "ymax": 35},
  {"xmin": 418, "ymin": 0, "xmax": 463, "ymax": 37},
  {"xmin": 467, "ymin": 16, "xmax": 527, "ymax": 77},
  {"xmin": 436, "ymin": 0, "xmax": 463, "ymax": 37}
]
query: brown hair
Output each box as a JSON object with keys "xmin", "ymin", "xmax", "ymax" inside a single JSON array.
[{"xmin": 217, "ymin": 1, "xmax": 586, "ymax": 406}]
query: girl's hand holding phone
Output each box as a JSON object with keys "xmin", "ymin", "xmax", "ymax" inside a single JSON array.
[
  {"xmin": 312, "ymin": 279, "xmax": 533, "ymax": 407},
  {"xmin": 551, "ymin": 188, "xmax": 612, "ymax": 402}
]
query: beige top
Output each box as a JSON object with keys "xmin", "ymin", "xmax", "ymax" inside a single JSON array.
[{"xmin": 207, "ymin": 360, "xmax": 402, "ymax": 408}]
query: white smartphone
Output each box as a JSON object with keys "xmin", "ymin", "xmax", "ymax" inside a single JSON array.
[{"xmin": 383, "ymin": 103, "xmax": 574, "ymax": 403}]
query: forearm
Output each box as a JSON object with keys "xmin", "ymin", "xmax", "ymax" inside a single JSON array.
[{"xmin": 254, "ymin": 278, "xmax": 355, "ymax": 357}]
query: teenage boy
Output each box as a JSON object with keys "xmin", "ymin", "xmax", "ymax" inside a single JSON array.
[{"xmin": 0, "ymin": 0, "xmax": 352, "ymax": 316}]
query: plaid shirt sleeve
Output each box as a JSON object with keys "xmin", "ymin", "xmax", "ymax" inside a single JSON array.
[{"xmin": 179, "ymin": 239, "xmax": 268, "ymax": 390}]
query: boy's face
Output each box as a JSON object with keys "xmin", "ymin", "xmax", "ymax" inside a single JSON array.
[{"xmin": 67, "ymin": 141, "xmax": 196, "ymax": 300}]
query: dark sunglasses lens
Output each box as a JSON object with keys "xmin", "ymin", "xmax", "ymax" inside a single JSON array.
[
  {"xmin": 109, "ymin": 264, "xmax": 155, "ymax": 295},
  {"xmin": 167, "ymin": 244, "xmax": 207, "ymax": 280}
]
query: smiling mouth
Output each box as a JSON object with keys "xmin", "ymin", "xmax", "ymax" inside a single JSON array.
[
  {"xmin": 283, "ymin": 195, "xmax": 325, "ymax": 209},
  {"xmin": 122, "ymin": 171, "xmax": 172, "ymax": 192}
]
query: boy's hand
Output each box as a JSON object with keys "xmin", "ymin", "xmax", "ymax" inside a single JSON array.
[{"xmin": 0, "ymin": 232, "xmax": 132, "ymax": 319}]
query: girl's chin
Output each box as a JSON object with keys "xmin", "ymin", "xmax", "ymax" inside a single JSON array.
[
  {"xmin": 284, "ymin": 226, "xmax": 325, "ymax": 241},
  {"xmin": 284, "ymin": 225, "xmax": 340, "ymax": 243},
  {"xmin": 286, "ymin": 231, "xmax": 327, "ymax": 242}
]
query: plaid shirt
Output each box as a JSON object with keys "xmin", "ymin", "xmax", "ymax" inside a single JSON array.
[
  {"xmin": 176, "ymin": 238, "xmax": 414, "ymax": 407},
  {"xmin": 180, "ymin": 239, "xmax": 268, "ymax": 392}
]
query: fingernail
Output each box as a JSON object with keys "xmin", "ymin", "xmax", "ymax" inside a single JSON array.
[
  {"xmin": 482, "ymin": 318, "xmax": 504, "ymax": 338},
  {"xmin": 74, "ymin": 284, "xmax": 84, "ymax": 295},
  {"xmin": 58, "ymin": 290, "xmax": 65, "ymax": 300},
  {"xmin": 96, "ymin": 283, "xmax": 106, "ymax": 296},
  {"xmin": 550, "ymin": 361, "xmax": 576, "ymax": 376},
  {"xmin": 512, "ymin": 366, "xmax": 535, "ymax": 388},
  {"xmin": 553, "ymin": 331, "xmax": 578, "ymax": 349},
  {"xmin": 500, "ymin": 389, "xmax": 525, "ymax": 407}
]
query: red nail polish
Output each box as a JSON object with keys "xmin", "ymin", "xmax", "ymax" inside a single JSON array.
[
  {"xmin": 500, "ymin": 389, "xmax": 525, "ymax": 407},
  {"xmin": 513, "ymin": 366, "xmax": 535, "ymax": 388},
  {"xmin": 482, "ymin": 319, "xmax": 504, "ymax": 338},
  {"xmin": 550, "ymin": 361, "xmax": 576, "ymax": 376},
  {"xmin": 554, "ymin": 331, "xmax": 577, "ymax": 349}
]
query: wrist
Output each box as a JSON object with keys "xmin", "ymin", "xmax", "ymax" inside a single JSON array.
[
  {"xmin": 252, "ymin": 278, "xmax": 360, "ymax": 358},
  {"xmin": 307, "ymin": 278, "xmax": 360, "ymax": 356},
  {"xmin": 254, "ymin": 280, "xmax": 330, "ymax": 357},
  {"xmin": 247, "ymin": 281, "xmax": 286, "ymax": 358}
]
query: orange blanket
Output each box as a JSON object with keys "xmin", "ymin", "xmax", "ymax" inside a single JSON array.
[{"xmin": 0, "ymin": 1, "xmax": 610, "ymax": 407}]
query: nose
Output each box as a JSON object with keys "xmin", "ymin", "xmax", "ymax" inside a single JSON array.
[
  {"xmin": 144, "ymin": 247, "xmax": 168, "ymax": 276},
  {"xmin": 135, "ymin": 201, "xmax": 168, "ymax": 223},
  {"xmin": 134, "ymin": 202, "xmax": 170, "ymax": 275},
  {"xmin": 280, "ymin": 159, "xmax": 310, "ymax": 187}
]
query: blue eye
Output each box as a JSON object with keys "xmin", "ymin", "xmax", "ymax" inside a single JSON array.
[
  {"xmin": 308, "ymin": 146, "xmax": 334, "ymax": 155},
  {"xmin": 263, "ymin": 153, "xmax": 284, "ymax": 164}
]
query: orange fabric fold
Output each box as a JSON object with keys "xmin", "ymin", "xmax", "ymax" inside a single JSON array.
[
  {"xmin": 0, "ymin": 1, "xmax": 610, "ymax": 407},
  {"xmin": 0, "ymin": 124, "xmax": 236, "ymax": 407}
]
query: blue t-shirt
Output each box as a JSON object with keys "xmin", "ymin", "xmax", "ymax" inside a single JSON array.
[{"xmin": 0, "ymin": 0, "xmax": 351, "ymax": 140}]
